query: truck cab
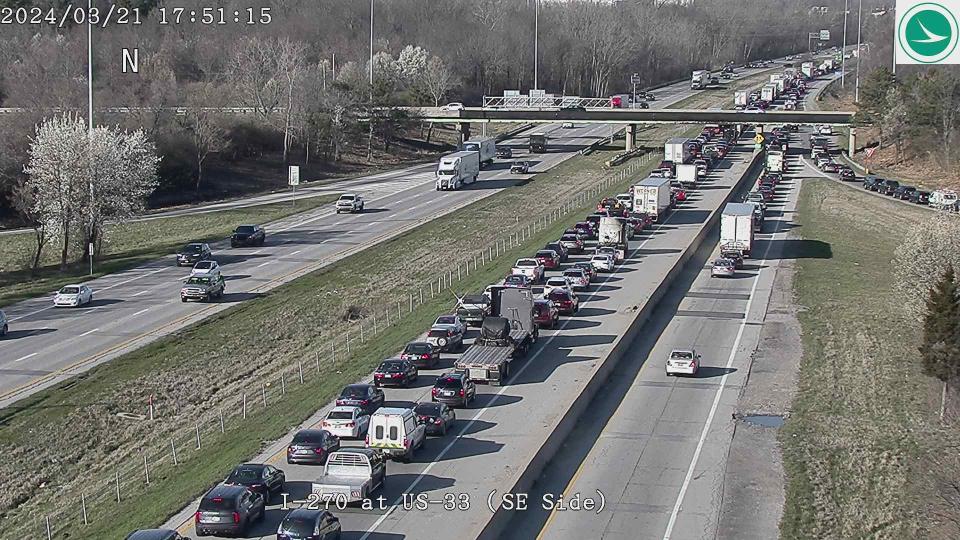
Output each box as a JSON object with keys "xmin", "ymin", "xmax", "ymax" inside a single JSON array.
[{"xmin": 529, "ymin": 133, "xmax": 548, "ymax": 153}]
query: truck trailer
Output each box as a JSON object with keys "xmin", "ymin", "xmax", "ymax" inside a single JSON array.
[
  {"xmin": 598, "ymin": 216, "xmax": 629, "ymax": 262},
  {"xmin": 436, "ymin": 151, "xmax": 480, "ymax": 190},
  {"xmin": 463, "ymin": 137, "xmax": 497, "ymax": 167},
  {"xmin": 720, "ymin": 202, "xmax": 755, "ymax": 258},
  {"xmin": 633, "ymin": 176, "xmax": 672, "ymax": 222},
  {"xmin": 801, "ymin": 61, "xmax": 815, "ymax": 79},
  {"xmin": 734, "ymin": 90, "xmax": 749, "ymax": 108},
  {"xmin": 676, "ymin": 163, "xmax": 699, "ymax": 188},
  {"xmin": 761, "ymin": 84, "xmax": 777, "ymax": 102},
  {"xmin": 664, "ymin": 137, "xmax": 694, "ymax": 164},
  {"xmin": 454, "ymin": 287, "xmax": 537, "ymax": 386}
]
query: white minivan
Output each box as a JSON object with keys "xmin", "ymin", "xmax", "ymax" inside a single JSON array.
[{"xmin": 365, "ymin": 407, "xmax": 426, "ymax": 462}]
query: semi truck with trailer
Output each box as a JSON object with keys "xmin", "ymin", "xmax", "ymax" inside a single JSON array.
[
  {"xmin": 765, "ymin": 150, "xmax": 784, "ymax": 173},
  {"xmin": 454, "ymin": 286, "xmax": 537, "ymax": 386},
  {"xmin": 436, "ymin": 151, "xmax": 480, "ymax": 190},
  {"xmin": 720, "ymin": 202, "xmax": 755, "ymax": 258},
  {"xmin": 633, "ymin": 176, "xmax": 672, "ymax": 223},
  {"xmin": 801, "ymin": 61, "xmax": 815, "ymax": 79},
  {"xmin": 463, "ymin": 137, "xmax": 497, "ymax": 167}
]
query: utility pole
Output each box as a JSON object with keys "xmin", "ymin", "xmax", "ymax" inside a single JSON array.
[
  {"xmin": 368, "ymin": 0, "xmax": 374, "ymax": 93},
  {"xmin": 855, "ymin": 0, "xmax": 862, "ymax": 102},
  {"xmin": 533, "ymin": 0, "xmax": 539, "ymax": 90},
  {"xmin": 841, "ymin": 0, "xmax": 848, "ymax": 87},
  {"xmin": 87, "ymin": 0, "xmax": 95, "ymax": 276}
]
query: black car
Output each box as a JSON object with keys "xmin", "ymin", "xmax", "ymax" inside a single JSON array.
[
  {"xmin": 194, "ymin": 484, "xmax": 265, "ymax": 537},
  {"xmin": 125, "ymin": 530, "xmax": 190, "ymax": 540},
  {"xmin": 374, "ymin": 358, "xmax": 418, "ymax": 388},
  {"xmin": 176, "ymin": 243, "xmax": 212, "ymax": 267},
  {"xmin": 495, "ymin": 147, "xmax": 513, "ymax": 159},
  {"xmin": 838, "ymin": 167, "xmax": 856, "ymax": 181},
  {"xmin": 894, "ymin": 185, "xmax": 917, "ymax": 200},
  {"xmin": 544, "ymin": 241, "xmax": 569, "ymax": 262},
  {"xmin": 230, "ymin": 224, "xmax": 265, "ymax": 247},
  {"xmin": 636, "ymin": 101, "xmax": 650, "ymax": 109},
  {"xmin": 335, "ymin": 384, "xmax": 385, "ymax": 415},
  {"xmin": 286, "ymin": 429, "xmax": 341, "ymax": 465},
  {"xmin": 880, "ymin": 179, "xmax": 901, "ymax": 196},
  {"xmin": 224, "ymin": 463, "xmax": 285, "ymax": 502},
  {"xmin": 431, "ymin": 372, "xmax": 476, "ymax": 408},
  {"xmin": 863, "ymin": 176, "xmax": 883, "ymax": 191},
  {"xmin": 910, "ymin": 190, "xmax": 931, "ymax": 205},
  {"xmin": 277, "ymin": 508, "xmax": 342, "ymax": 540},
  {"xmin": 414, "ymin": 401, "xmax": 456, "ymax": 436},
  {"xmin": 401, "ymin": 341, "xmax": 440, "ymax": 368}
]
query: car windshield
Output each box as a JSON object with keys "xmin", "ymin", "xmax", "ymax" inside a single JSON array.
[
  {"xmin": 279, "ymin": 515, "xmax": 317, "ymax": 536},
  {"xmin": 505, "ymin": 275, "xmax": 526, "ymax": 284},
  {"xmin": 716, "ymin": 259, "xmax": 733, "ymax": 266},
  {"xmin": 339, "ymin": 386, "xmax": 367, "ymax": 399},
  {"xmin": 591, "ymin": 255, "xmax": 607, "ymax": 261},
  {"xmin": 292, "ymin": 430, "xmax": 326, "ymax": 443},
  {"xmin": 183, "ymin": 244, "xmax": 203, "ymax": 253},
  {"xmin": 60, "ymin": 286, "xmax": 80, "ymax": 294},
  {"xmin": 436, "ymin": 316, "xmax": 456, "ymax": 325},
  {"xmin": 548, "ymin": 290, "xmax": 569, "ymax": 300},
  {"xmin": 405, "ymin": 343, "xmax": 431, "ymax": 354},
  {"xmin": 575, "ymin": 263, "xmax": 592, "ymax": 270},
  {"xmin": 435, "ymin": 376, "xmax": 462, "ymax": 389},
  {"xmin": 562, "ymin": 235, "xmax": 578, "ymax": 241},
  {"xmin": 235, "ymin": 226, "xmax": 255, "ymax": 234},
  {"xmin": 379, "ymin": 361, "xmax": 405, "ymax": 372},
  {"xmin": 564, "ymin": 270, "xmax": 583, "ymax": 277},
  {"xmin": 414, "ymin": 403, "xmax": 441, "ymax": 415},
  {"xmin": 194, "ymin": 261, "xmax": 214, "ymax": 269},
  {"xmin": 536, "ymin": 251, "xmax": 555, "ymax": 258},
  {"xmin": 671, "ymin": 351, "xmax": 694, "ymax": 360},
  {"xmin": 228, "ymin": 467, "xmax": 262, "ymax": 482},
  {"xmin": 547, "ymin": 278, "xmax": 567, "ymax": 286},
  {"xmin": 328, "ymin": 410, "xmax": 354, "ymax": 420},
  {"xmin": 339, "ymin": 195, "xmax": 355, "ymax": 201}
]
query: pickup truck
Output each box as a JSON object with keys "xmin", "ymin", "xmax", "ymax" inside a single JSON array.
[
  {"xmin": 455, "ymin": 287, "xmax": 537, "ymax": 385},
  {"xmin": 512, "ymin": 258, "xmax": 544, "ymax": 283},
  {"xmin": 312, "ymin": 448, "xmax": 386, "ymax": 505},
  {"xmin": 456, "ymin": 294, "xmax": 491, "ymax": 327},
  {"xmin": 180, "ymin": 275, "xmax": 225, "ymax": 302}
]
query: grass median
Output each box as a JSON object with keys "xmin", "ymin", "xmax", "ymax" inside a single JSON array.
[
  {"xmin": 780, "ymin": 179, "xmax": 957, "ymax": 538},
  {"xmin": 0, "ymin": 195, "xmax": 337, "ymax": 307}
]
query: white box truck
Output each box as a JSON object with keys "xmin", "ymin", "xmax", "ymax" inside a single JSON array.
[
  {"xmin": 691, "ymin": 70, "xmax": 708, "ymax": 90},
  {"xmin": 766, "ymin": 150, "xmax": 784, "ymax": 173},
  {"xmin": 734, "ymin": 90, "xmax": 749, "ymax": 108},
  {"xmin": 436, "ymin": 151, "xmax": 480, "ymax": 191},
  {"xmin": 463, "ymin": 137, "xmax": 496, "ymax": 167},
  {"xmin": 761, "ymin": 84, "xmax": 776, "ymax": 102},
  {"xmin": 633, "ymin": 176, "xmax": 672, "ymax": 222},
  {"xmin": 676, "ymin": 163, "xmax": 699, "ymax": 188},
  {"xmin": 720, "ymin": 202, "xmax": 755, "ymax": 257},
  {"xmin": 801, "ymin": 61, "xmax": 815, "ymax": 79},
  {"xmin": 664, "ymin": 137, "xmax": 693, "ymax": 164}
]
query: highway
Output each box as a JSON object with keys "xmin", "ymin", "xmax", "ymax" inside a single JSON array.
[
  {"xmin": 0, "ymin": 65, "xmax": 775, "ymax": 408},
  {"xmin": 161, "ymin": 118, "xmax": 765, "ymax": 538}
]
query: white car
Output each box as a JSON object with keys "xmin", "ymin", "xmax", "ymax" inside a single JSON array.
[
  {"xmin": 665, "ymin": 349, "xmax": 700, "ymax": 376},
  {"xmin": 561, "ymin": 122, "xmax": 575, "ymax": 129},
  {"xmin": 321, "ymin": 406, "xmax": 370, "ymax": 439},
  {"xmin": 562, "ymin": 268, "xmax": 590, "ymax": 290},
  {"xmin": 335, "ymin": 193, "xmax": 364, "ymax": 213},
  {"xmin": 442, "ymin": 102, "xmax": 465, "ymax": 111},
  {"xmin": 590, "ymin": 254, "xmax": 615, "ymax": 272},
  {"xmin": 543, "ymin": 277, "xmax": 574, "ymax": 297},
  {"xmin": 433, "ymin": 314, "xmax": 466, "ymax": 337},
  {"xmin": 190, "ymin": 260, "xmax": 221, "ymax": 278},
  {"xmin": 711, "ymin": 258, "xmax": 736, "ymax": 278},
  {"xmin": 817, "ymin": 125, "xmax": 833, "ymax": 136},
  {"xmin": 615, "ymin": 193, "xmax": 633, "ymax": 210},
  {"xmin": 54, "ymin": 284, "xmax": 93, "ymax": 307}
]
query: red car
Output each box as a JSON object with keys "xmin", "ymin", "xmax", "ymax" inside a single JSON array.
[
  {"xmin": 627, "ymin": 217, "xmax": 645, "ymax": 234},
  {"xmin": 548, "ymin": 289, "xmax": 579, "ymax": 315},
  {"xmin": 535, "ymin": 249, "xmax": 560, "ymax": 269},
  {"xmin": 670, "ymin": 183, "xmax": 687, "ymax": 202},
  {"xmin": 533, "ymin": 299, "xmax": 560, "ymax": 329}
]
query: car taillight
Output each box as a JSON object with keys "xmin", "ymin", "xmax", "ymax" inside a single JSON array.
[
  {"xmin": 432, "ymin": 388, "xmax": 438, "ymax": 396},
  {"xmin": 365, "ymin": 434, "xmax": 369, "ymax": 445},
  {"xmin": 447, "ymin": 330, "xmax": 454, "ymax": 337},
  {"xmin": 361, "ymin": 399, "xmax": 369, "ymax": 405},
  {"xmin": 194, "ymin": 512, "xmax": 202, "ymax": 523},
  {"xmin": 434, "ymin": 418, "xmax": 442, "ymax": 424},
  {"xmin": 421, "ymin": 354, "xmax": 429, "ymax": 359},
  {"xmin": 459, "ymin": 389, "xmax": 465, "ymax": 397},
  {"xmin": 233, "ymin": 511, "xmax": 241, "ymax": 524},
  {"xmin": 315, "ymin": 447, "xmax": 324, "ymax": 454},
  {"xmin": 403, "ymin": 437, "xmax": 410, "ymax": 448},
  {"xmin": 345, "ymin": 422, "xmax": 355, "ymax": 427}
]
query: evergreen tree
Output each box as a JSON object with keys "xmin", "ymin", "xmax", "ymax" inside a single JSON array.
[{"xmin": 919, "ymin": 266, "xmax": 960, "ymax": 420}]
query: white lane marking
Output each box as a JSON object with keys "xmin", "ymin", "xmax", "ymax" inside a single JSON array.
[
  {"xmin": 358, "ymin": 148, "xmax": 730, "ymax": 538},
  {"xmin": 251, "ymin": 249, "xmax": 263, "ymax": 255},
  {"xmin": 14, "ymin": 353, "xmax": 37, "ymax": 363},
  {"xmin": 132, "ymin": 290, "xmax": 149, "ymax": 297},
  {"xmin": 131, "ymin": 308, "xmax": 150, "ymax": 317},
  {"xmin": 78, "ymin": 328, "xmax": 100, "ymax": 337},
  {"xmin": 256, "ymin": 262, "xmax": 271, "ymax": 268},
  {"xmin": 287, "ymin": 250, "xmax": 302, "ymax": 257},
  {"xmin": 662, "ymin": 153, "xmax": 791, "ymax": 540}
]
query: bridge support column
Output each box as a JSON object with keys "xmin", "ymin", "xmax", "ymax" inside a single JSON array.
[
  {"xmin": 457, "ymin": 123, "xmax": 471, "ymax": 147},
  {"xmin": 625, "ymin": 124, "xmax": 636, "ymax": 152},
  {"xmin": 848, "ymin": 128, "xmax": 856, "ymax": 158}
]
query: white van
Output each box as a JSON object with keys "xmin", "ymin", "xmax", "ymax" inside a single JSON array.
[{"xmin": 365, "ymin": 407, "xmax": 426, "ymax": 462}]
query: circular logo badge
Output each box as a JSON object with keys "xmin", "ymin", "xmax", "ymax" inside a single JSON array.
[{"xmin": 899, "ymin": 2, "xmax": 959, "ymax": 63}]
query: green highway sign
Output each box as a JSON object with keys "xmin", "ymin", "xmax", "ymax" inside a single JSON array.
[{"xmin": 897, "ymin": 0, "xmax": 960, "ymax": 64}]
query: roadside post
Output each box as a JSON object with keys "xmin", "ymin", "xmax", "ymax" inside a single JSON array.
[{"xmin": 288, "ymin": 165, "xmax": 300, "ymax": 206}]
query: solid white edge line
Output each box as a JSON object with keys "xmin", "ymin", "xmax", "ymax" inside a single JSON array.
[
  {"xmin": 662, "ymin": 142, "xmax": 798, "ymax": 540},
  {"xmin": 78, "ymin": 328, "xmax": 100, "ymax": 337},
  {"xmin": 14, "ymin": 353, "xmax": 37, "ymax": 363}
]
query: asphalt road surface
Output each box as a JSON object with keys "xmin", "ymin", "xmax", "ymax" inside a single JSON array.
[
  {"xmin": 0, "ymin": 66, "xmax": 775, "ymax": 408},
  {"xmin": 160, "ymin": 120, "xmax": 764, "ymax": 539}
]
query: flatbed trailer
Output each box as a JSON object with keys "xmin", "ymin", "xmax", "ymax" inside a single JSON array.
[{"xmin": 455, "ymin": 329, "xmax": 533, "ymax": 386}]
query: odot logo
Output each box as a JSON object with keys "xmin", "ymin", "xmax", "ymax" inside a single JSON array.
[{"xmin": 898, "ymin": 2, "xmax": 959, "ymax": 63}]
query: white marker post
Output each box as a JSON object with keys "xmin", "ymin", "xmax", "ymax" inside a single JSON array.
[{"xmin": 288, "ymin": 165, "xmax": 300, "ymax": 206}]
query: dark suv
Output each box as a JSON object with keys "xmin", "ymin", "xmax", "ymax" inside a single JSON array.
[
  {"xmin": 224, "ymin": 463, "xmax": 285, "ymax": 502},
  {"xmin": 374, "ymin": 358, "xmax": 418, "ymax": 388},
  {"xmin": 910, "ymin": 190, "xmax": 931, "ymax": 205},
  {"xmin": 894, "ymin": 185, "xmax": 917, "ymax": 200},
  {"xmin": 880, "ymin": 179, "xmax": 900, "ymax": 196},
  {"xmin": 176, "ymin": 243, "xmax": 212, "ymax": 266},
  {"xmin": 286, "ymin": 429, "xmax": 341, "ymax": 465},
  {"xmin": 431, "ymin": 372, "xmax": 476, "ymax": 408},
  {"xmin": 863, "ymin": 176, "xmax": 882, "ymax": 191},
  {"xmin": 194, "ymin": 484, "xmax": 265, "ymax": 537},
  {"xmin": 230, "ymin": 224, "xmax": 265, "ymax": 247}
]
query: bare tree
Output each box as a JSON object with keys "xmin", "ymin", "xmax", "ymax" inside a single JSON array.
[
  {"xmin": 9, "ymin": 180, "xmax": 48, "ymax": 274},
  {"xmin": 179, "ymin": 82, "xmax": 229, "ymax": 193},
  {"xmin": 421, "ymin": 56, "xmax": 456, "ymax": 107}
]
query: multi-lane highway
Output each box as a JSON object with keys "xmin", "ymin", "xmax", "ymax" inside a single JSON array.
[{"xmin": 0, "ymin": 66, "xmax": 775, "ymax": 408}]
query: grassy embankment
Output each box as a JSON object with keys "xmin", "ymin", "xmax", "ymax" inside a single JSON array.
[{"xmin": 780, "ymin": 179, "xmax": 958, "ymax": 538}]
